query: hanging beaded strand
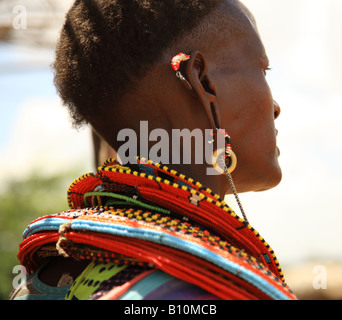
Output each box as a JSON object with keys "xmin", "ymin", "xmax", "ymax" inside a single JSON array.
[{"xmin": 211, "ymin": 129, "xmax": 249, "ymax": 224}]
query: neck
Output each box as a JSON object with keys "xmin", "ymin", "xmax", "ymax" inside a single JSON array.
[{"xmin": 94, "ymin": 134, "xmax": 229, "ymax": 199}]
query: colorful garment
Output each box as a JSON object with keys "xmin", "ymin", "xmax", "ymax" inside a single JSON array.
[
  {"xmin": 65, "ymin": 262, "xmax": 219, "ymax": 300},
  {"xmin": 13, "ymin": 158, "xmax": 297, "ymax": 300}
]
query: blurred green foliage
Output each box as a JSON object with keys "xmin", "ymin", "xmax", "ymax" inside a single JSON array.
[{"xmin": 0, "ymin": 171, "xmax": 76, "ymax": 299}]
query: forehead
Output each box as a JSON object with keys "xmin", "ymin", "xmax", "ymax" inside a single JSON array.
[
  {"xmin": 164, "ymin": 0, "xmax": 268, "ymax": 69},
  {"xmin": 210, "ymin": 1, "xmax": 268, "ymax": 66}
]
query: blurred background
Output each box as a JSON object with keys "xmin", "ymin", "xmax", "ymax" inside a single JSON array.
[{"xmin": 0, "ymin": 0, "xmax": 341, "ymax": 300}]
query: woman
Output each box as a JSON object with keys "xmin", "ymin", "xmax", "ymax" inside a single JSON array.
[{"xmin": 10, "ymin": 0, "xmax": 296, "ymax": 300}]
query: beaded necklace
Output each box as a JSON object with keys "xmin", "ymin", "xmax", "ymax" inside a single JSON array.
[{"xmin": 18, "ymin": 158, "xmax": 296, "ymax": 300}]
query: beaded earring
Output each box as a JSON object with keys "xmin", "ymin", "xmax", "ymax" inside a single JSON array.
[
  {"xmin": 171, "ymin": 52, "xmax": 193, "ymax": 90},
  {"xmin": 209, "ymin": 128, "xmax": 249, "ymax": 223},
  {"xmin": 209, "ymin": 129, "xmax": 237, "ymax": 174}
]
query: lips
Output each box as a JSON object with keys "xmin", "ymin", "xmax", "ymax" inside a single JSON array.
[{"xmin": 275, "ymin": 129, "xmax": 280, "ymax": 156}]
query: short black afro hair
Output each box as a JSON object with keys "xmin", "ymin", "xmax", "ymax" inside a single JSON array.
[{"xmin": 53, "ymin": 0, "xmax": 222, "ymax": 128}]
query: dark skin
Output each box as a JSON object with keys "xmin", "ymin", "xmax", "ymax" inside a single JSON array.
[
  {"xmin": 95, "ymin": 0, "xmax": 281, "ymax": 198},
  {"xmin": 40, "ymin": 0, "xmax": 282, "ymax": 286}
]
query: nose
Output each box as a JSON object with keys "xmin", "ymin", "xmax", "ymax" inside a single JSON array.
[{"xmin": 274, "ymin": 100, "xmax": 281, "ymax": 119}]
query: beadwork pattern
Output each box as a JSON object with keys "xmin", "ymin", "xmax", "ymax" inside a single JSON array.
[{"xmin": 18, "ymin": 158, "xmax": 296, "ymax": 300}]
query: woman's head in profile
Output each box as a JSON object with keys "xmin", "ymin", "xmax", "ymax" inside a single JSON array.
[{"xmin": 54, "ymin": 0, "xmax": 282, "ymax": 198}]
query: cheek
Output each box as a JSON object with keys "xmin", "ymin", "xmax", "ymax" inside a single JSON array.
[
  {"xmin": 217, "ymin": 76, "xmax": 272, "ymax": 141},
  {"xmin": 217, "ymin": 74, "xmax": 274, "ymax": 140},
  {"xmin": 217, "ymin": 75, "xmax": 279, "ymax": 177}
]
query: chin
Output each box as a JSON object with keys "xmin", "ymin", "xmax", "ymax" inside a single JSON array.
[
  {"xmin": 231, "ymin": 161, "xmax": 282, "ymax": 194},
  {"xmin": 255, "ymin": 165, "xmax": 282, "ymax": 192}
]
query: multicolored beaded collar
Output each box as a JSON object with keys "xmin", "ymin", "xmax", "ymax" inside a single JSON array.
[{"xmin": 18, "ymin": 158, "xmax": 296, "ymax": 300}]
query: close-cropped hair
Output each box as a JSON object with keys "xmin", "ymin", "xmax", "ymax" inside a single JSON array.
[{"xmin": 53, "ymin": 0, "xmax": 222, "ymax": 128}]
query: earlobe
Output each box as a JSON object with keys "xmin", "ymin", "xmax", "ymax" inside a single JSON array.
[{"xmin": 182, "ymin": 51, "xmax": 221, "ymax": 130}]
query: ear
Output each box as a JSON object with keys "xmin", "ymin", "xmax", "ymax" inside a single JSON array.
[{"xmin": 183, "ymin": 50, "xmax": 221, "ymax": 130}]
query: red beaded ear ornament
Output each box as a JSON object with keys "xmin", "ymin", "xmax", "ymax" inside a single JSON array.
[
  {"xmin": 210, "ymin": 128, "xmax": 248, "ymax": 223},
  {"xmin": 171, "ymin": 52, "xmax": 190, "ymax": 71},
  {"xmin": 171, "ymin": 52, "xmax": 193, "ymax": 90}
]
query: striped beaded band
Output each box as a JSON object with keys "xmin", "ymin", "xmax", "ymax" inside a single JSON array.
[{"xmin": 19, "ymin": 207, "xmax": 295, "ymax": 300}]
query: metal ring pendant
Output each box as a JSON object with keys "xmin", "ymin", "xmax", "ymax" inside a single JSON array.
[{"xmin": 211, "ymin": 148, "xmax": 237, "ymax": 174}]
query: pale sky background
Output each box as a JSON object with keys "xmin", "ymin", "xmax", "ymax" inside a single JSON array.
[{"xmin": 1, "ymin": 0, "xmax": 342, "ymax": 271}]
